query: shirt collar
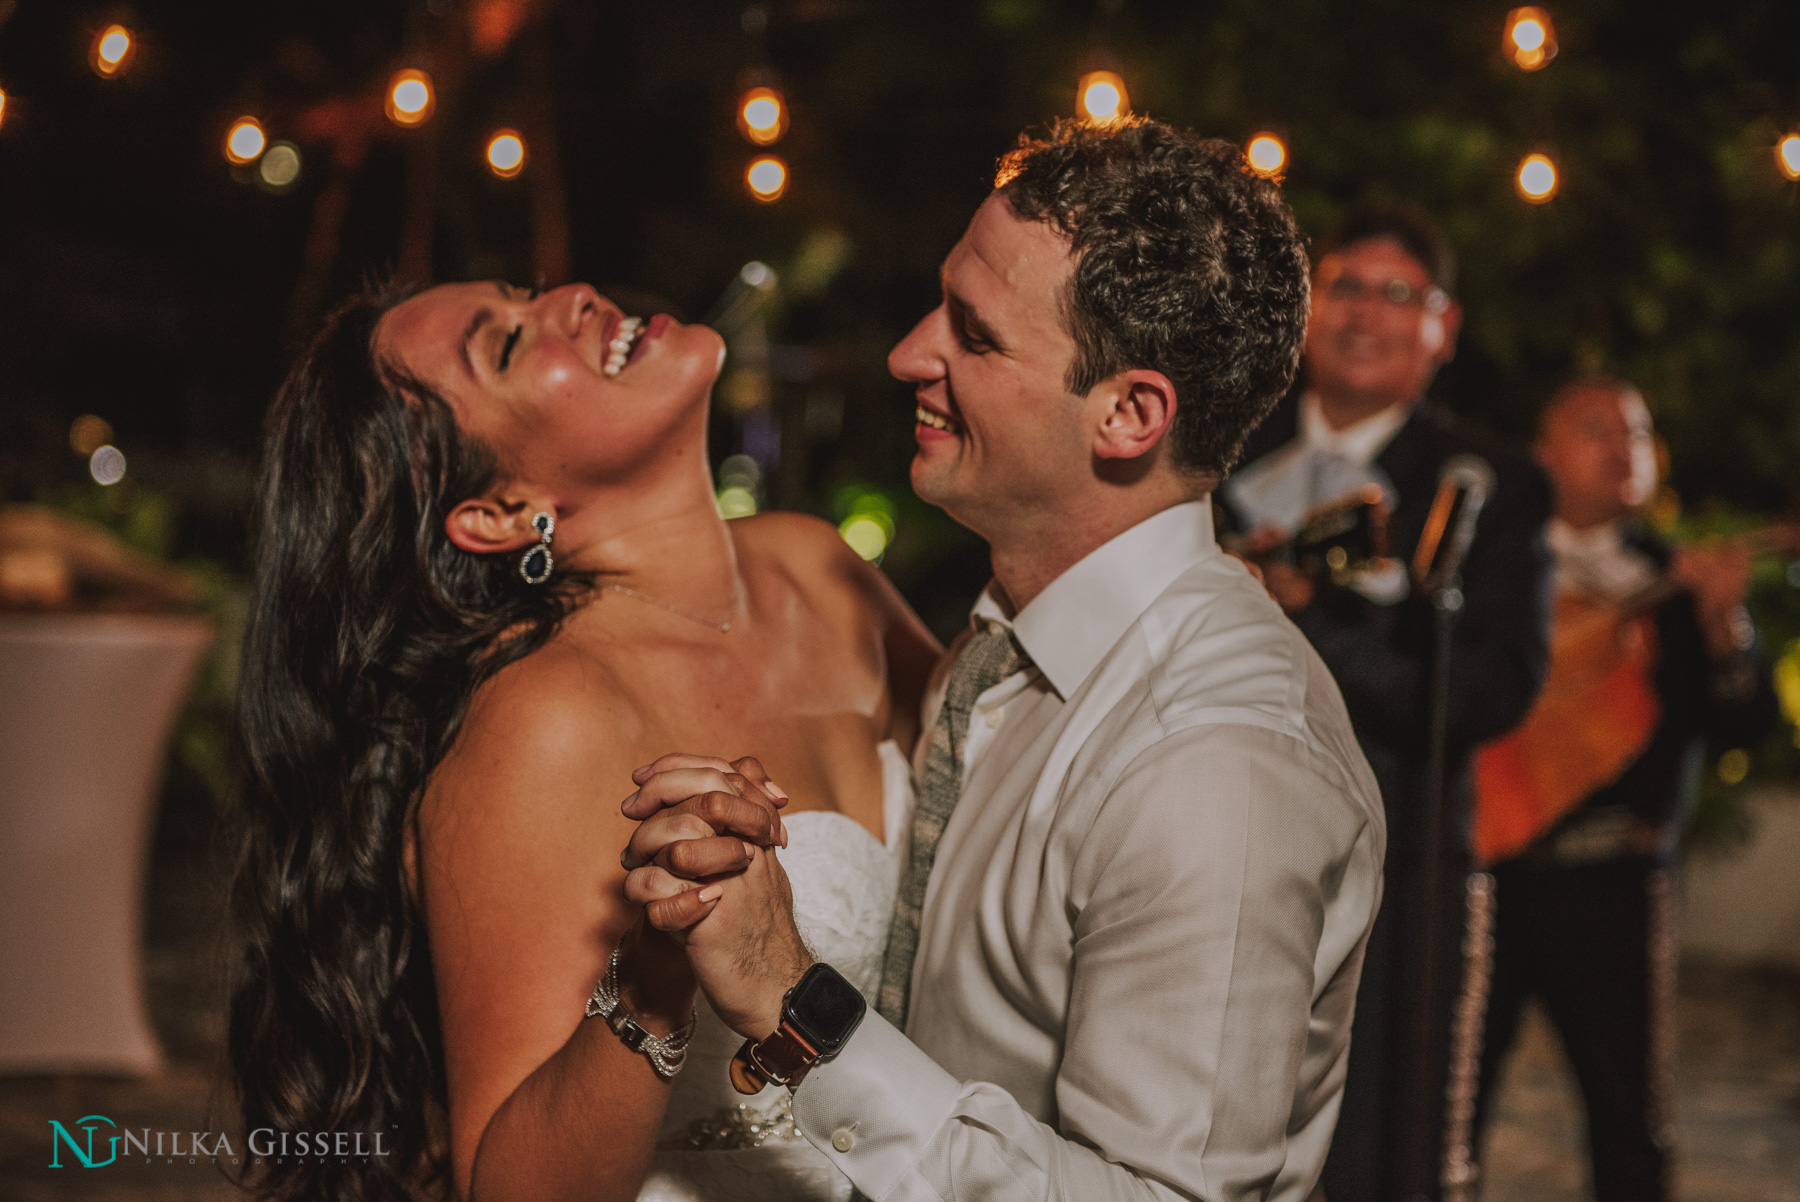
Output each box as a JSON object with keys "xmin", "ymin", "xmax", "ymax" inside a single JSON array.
[
  {"xmin": 970, "ymin": 499, "xmax": 1219, "ymax": 699},
  {"xmin": 1299, "ymin": 391, "xmax": 1414, "ymax": 467}
]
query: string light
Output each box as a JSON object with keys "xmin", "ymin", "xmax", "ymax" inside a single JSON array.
[
  {"xmin": 486, "ymin": 129, "xmax": 526, "ymax": 177},
  {"xmin": 1246, "ymin": 134, "xmax": 1287, "ymax": 177},
  {"xmin": 1505, "ymin": 7, "xmax": 1557, "ymax": 71},
  {"xmin": 1779, "ymin": 134, "xmax": 1800, "ymax": 182},
  {"xmin": 1078, "ymin": 70, "xmax": 1128, "ymax": 124},
  {"xmin": 91, "ymin": 24, "xmax": 135, "ymax": 78},
  {"xmin": 746, "ymin": 155, "xmax": 787, "ymax": 202},
  {"xmin": 737, "ymin": 86, "xmax": 787, "ymax": 146},
  {"xmin": 224, "ymin": 117, "xmax": 266, "ymax": 165},
  {"xmin": 385, "ymin": 69, "xmax": 435, "ymax": 127},
  {"xmin": 69, "ymin": 415, "xmax": 114, "ymax": 456},
  {"xmin": 89, "ymin": 445, "xmax": 127, "ymax": 486},
  {"xmin": 1516, "ymin": 152, "xmax": 1558, "ymax": 202},
  {"xmin": 259, "ymin": 142, "xmax": 302, "ymax": 190}
]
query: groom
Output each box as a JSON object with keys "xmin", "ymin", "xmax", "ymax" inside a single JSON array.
[{"xmin": 628, "ymin": 118, "xmax": 1385, "ymax": 1200}]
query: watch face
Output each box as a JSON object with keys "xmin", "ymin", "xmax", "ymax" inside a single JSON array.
[{"xmin": 787, "ymin": 964, "xmax": 866, "ymax": 1056}]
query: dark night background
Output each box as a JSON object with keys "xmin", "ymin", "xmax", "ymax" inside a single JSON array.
[{"xmin": 1, "ymin": 0, "xmax": 1798, "ymax": 776}]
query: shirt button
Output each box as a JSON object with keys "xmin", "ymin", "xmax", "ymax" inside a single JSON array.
[
  {"xmin": 984, "ymin": 708, "xmax": 1002, "ymax": 728},
  {"xmin": 831, "ymin": 1128, "xmax": 856, "ymax": 1153}
]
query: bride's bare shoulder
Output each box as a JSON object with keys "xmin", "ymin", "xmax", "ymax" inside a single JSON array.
[
  {"xmin": 728, "ymin": 510, "xmax": 879, "ymax": 590},
  {"xmin": 427, "ymin": 634, "xmax": 638, "ymax": 821}
]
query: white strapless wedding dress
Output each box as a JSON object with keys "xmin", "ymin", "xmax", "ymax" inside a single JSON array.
[{"xmin": 635, "ymin": 741, "xmax": 911, "ymax": 1202}]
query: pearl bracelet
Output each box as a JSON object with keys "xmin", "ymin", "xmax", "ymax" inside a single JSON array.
[{"xmin": 584, "ymin": 948, "xmax": 697, "ymax": 1080}]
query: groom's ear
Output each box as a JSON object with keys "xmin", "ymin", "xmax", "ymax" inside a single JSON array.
[
  {"xmin": 445, "ymin": 495, "xmax": 543, "ymax": 555},
  {"xmin": 1091, "ymin": 369, "xmax": 1179, "ymax": 461}
]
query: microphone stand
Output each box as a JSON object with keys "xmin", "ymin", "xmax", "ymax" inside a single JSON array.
[{"xmin": 1405, "ymin": 457, "xmax": 1494, "ymax": 1202}]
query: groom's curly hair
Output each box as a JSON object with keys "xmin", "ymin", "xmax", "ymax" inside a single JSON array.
[{"xmin": 997, "ymin": 117, "xmax": 1310, "ymax": 478}]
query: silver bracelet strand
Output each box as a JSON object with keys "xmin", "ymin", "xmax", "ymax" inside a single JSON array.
[{"xmin": 584, "ymin": 948, "xmax": 697, "ymax": 1080}]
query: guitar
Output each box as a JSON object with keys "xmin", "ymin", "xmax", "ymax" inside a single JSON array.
[
  {"xmin": 1473, "ymin": 522, "xmax": 1800, "ymax": 865},
  {"xmin": 1227, "ymin": 484, "xmax": 1394, "ymax": 586}
]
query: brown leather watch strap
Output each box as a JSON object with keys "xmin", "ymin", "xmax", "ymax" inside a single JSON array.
[{"xmin": 729, "ymin": 1021, "xmax": 821, "ymax": 1094}]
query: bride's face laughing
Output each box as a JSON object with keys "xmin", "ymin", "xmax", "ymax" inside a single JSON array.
[{"xmin": 376, "ymin": 281, "xmax": 726, "ymax": 493}]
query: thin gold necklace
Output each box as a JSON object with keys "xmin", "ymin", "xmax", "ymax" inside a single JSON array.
[{"xmin": 603, "ymin": 581, "xmax": 738, "ymax": 633}]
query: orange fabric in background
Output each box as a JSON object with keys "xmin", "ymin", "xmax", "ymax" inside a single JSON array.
[{"xmin": 1474, "ymin": 595, "xmax": 1662, "ymax": 865}]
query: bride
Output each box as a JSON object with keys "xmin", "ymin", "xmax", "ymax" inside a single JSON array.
[{"xmin": 229, "ymin": 280, "xmax": 938, "ymax": 1201}]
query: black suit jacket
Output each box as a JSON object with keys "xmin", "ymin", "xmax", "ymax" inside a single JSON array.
[{"xmin": 1224, "ymin": 395, "xmax": 1555, "ymax": 866}]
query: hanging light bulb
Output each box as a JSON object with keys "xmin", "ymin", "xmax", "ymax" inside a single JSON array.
[
  {"xmin": 1246, "ymin": 134, "xmax": 1287, "ymax": 177},
  {"xmin": 91, "ymin": 24, "xmax": 135, "ymax": 78},
  {"xmin": 1516, "ymin": 152, "xmax": 1558, "ymax": 202},
  {"xmin": 486, "ymin": 129, "xmax": 526, "ymax": 178},
  {"xmin": 1505, "ymin": 7, "xmax": 1557, "ymax": 71},
  {"xmin": 1078, "ymin": 71, "xmax": 1128, "ymax": 125},
  {"xmin": 385, "ymin": 69, "xmax": 435, "ymax": 127},
  {"xmin": 747, "ymin": 155, "xmax": 788, "ymax": 202},
  {"xmin": 259, "ymin": 142, "xmax": 303, "ymax": 190},
  {"xmin": 224, "ymin": 117, "xmax": 266, "ymax": 165},
  {"xmin": 1779, "ymin": 134, "xmax": 1800, "ymax": 182},
  {"xmin": 737, "ymin": 86, "xmax": 788, "ymax": 147}
]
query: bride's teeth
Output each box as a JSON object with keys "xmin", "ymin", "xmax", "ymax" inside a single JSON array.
[{"xmin": 602, "ymin": 316, "xmax": 644, "ymax": 378}]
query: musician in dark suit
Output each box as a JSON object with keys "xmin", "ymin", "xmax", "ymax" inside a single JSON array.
[
  {"xmin": 1470, "ymin": 378, "xmax": 1777, "ymax": 1202},
  {"xmin": 1218, "ymin": 203, "xmax": 1554, "ymax": 1202}
]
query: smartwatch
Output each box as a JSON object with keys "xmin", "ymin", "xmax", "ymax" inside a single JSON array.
[{"xmin": 729, "ymin": 962, "xmax": 867, "ymax": 1093}]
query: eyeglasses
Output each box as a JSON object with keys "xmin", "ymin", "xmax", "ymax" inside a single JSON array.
[{"xmin": 1320, "ymin": 274, "xmax": 1451, "ymax": 315}]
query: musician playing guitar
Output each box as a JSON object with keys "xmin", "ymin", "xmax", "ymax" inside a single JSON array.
[
  {"xmin": 1471, "ymin": 377, "xmax": 1778, "ymax": 1202},
  {"xmin": 1220, "ymin": 203, "xmax": 1555, "ymax": 1202}
]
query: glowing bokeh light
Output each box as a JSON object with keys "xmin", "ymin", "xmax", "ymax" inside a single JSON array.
[
  {"xmin": 737, "ymin": 87, "xmax": 787, "ymax": 146},
  {"xmin": 69, "ymin": 415, "xmax": 114, "ymax": 457},
  {"xmin": 840, "ymin": 516, "xmax": 889, "ymax": 562},
  {"xmin": 717, "ymin": 487, "xmax": 759, "ymax": 519},
  {"xmin": 1779, "ymin": 135, "xmax": 1800, "ymax": 182},
  {"xmin": 386, "ymin": 69, "xmax": 435, "ymax": 127},
  {"xmin": 259, "ymin": 142, "xmax": 302, "ymax": 189},
  {"xmin": 1079, "ymin": 71, "xmax": 1127, "ymax": 124},
  {"xmin": 1246, "ymin": 134, "xmax": 1287, "ymax": 177},
  {"xmin": 1504, "ymin": 7, "xmax": 1556, "ymax": 70},
  {"xmin": 0, "ymin": 89, "xmax": 8, "ymax": 132},
  {"xmin": 747, "ymin": 156, "xmax": 788, "ymax": 202},
  {"xmin": 89, "ymin": 445, "xmax": 127, "ymax": 486},
  {"xmin": 225, "ymin": 117, "xmax": 266, "ymax": 165},
  {"xmin": 740, "ymin": 261, "xmax": 774, "ymax": 288},
  {"xmin": 1516, "ymin": 152, "xmax": 1558, "ymax": 202},
  {"xmin": 92, "ymin": 25, "xmax": 134, "ymax": 77},
  {"xmin": 1717, "ymin": 748, "xmax": 1750, "ymax": 785},
  {"xmin": 486, "ymin": 130, "xmax": 526, "ymax": 177}
]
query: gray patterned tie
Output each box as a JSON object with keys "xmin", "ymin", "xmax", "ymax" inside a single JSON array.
[{"xmin": 876, "ymin": 622, "xmax": 1029, "ymax": 1029}]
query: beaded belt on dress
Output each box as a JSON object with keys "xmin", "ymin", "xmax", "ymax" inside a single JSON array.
[{"xmin": 673, "ymin": 1094, "xmax": 805, "ymax": 1151}]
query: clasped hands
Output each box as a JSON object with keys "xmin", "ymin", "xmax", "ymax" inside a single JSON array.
[{"xmin": 619, "ymin": 754, "xmax": 814, "ymax": 1044}]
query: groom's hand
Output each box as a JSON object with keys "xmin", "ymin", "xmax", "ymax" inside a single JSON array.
[
  {"xmin": 628, "ymin": 842, "xmax": 812, "ymax": 1041},
  {"xmin": 619, "ymin": 755, "xmax": 789, "ymax": 877}
]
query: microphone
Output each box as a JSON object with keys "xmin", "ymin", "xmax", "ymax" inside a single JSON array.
[{"xmin": 1412, "ymin": 453, "xmax": 1496, "ymax": 596}]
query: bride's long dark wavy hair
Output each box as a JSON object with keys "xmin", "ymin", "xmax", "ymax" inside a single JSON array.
[{"xmin": 229, "ymin": 286, "xmax": 586, "ymax": 1200}]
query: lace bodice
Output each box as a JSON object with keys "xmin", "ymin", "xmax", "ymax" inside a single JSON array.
[{"xmin": 636, "ymin": 741, "xmax": 910, "ymax": 1202}]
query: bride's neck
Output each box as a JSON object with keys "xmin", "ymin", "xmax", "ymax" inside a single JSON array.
[{"xmin": 553, "ymin": 463, "xmax": 744, "ymax": 616}]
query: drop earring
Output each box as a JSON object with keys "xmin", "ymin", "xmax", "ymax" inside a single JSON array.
[{"xmin": 519, "ymin": 511, "xmax": 554, "ymax": 584}]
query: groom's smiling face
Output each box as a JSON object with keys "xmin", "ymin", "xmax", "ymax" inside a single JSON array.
[{"xmin": 889, "ymin": 193, "xmax": 1092, "ymax": 534}]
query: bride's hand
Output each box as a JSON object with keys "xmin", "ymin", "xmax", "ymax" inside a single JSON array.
[
  {"xmin": 622, "ymin": 754, "xmax": 789, "ymax": 846},
  {"xmin": 627, "ymin": 843, "xmax": 811, "ymax": 1041},
  {"xmin": 617, "ymin": 755, "xmax": 789, "ymax": 936}
]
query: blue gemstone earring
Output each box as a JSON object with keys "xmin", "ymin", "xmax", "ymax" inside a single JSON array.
[{"xmin": 519, "ymin": 511, "xmax": 554, "ymax": 584}]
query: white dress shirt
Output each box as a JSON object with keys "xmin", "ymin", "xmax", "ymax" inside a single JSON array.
[
  {"xmin": 1220, "ymin": 394, "xmax": 1411, "ymax": 540},
  {"xmin": 790, "ymin": 499, "xmax": 1386, "ymax": 1201}
]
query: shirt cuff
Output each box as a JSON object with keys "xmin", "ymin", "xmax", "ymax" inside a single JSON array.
[{"xmin": 790, "ymin": 1011, "xmax": 963, "ymax": 1198}]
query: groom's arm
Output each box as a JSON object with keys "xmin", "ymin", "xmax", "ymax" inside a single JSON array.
[{"xmin": 639, "ymin": 725, "xmax": 1382, "ymax": 1201}]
